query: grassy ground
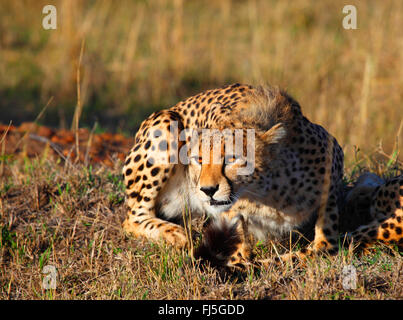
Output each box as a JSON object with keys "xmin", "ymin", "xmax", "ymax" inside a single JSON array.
[{"xmin": 1, "ymin": 151, "xmax": 402, "ymax": 300}]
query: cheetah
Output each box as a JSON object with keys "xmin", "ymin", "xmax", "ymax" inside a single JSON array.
[
  {"xmin": 343, "ymin": 173, "xmax": 403, "ymax": 250},
  {"xmin": 122, "ymin": 83, "xmax": 345, "ymax": 267}
]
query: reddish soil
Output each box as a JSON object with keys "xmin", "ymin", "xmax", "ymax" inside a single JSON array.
[{"xmin": 0, "ymin": 122, "xmax": 133, "ymax": 167}]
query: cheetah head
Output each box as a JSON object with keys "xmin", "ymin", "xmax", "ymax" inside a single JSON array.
[{"xmin": 187, "ymin": 123, "xmax": 286, "ymax": 216}]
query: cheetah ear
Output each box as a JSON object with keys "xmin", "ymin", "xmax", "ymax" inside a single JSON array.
[{"xmin": 261, "ymin": 123, "xmax": 287, "ymax": 145}]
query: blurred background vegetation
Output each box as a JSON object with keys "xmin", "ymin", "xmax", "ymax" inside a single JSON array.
[{"xmin": 0, "ymin": 0, "xmax": 402, "ymax": 163}]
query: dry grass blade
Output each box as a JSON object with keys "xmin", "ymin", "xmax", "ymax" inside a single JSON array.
[
  {"xmin": 0, "ymin": 121, "xmax": 12, "ymax": 146},
  {"xmin": 182, "ymin": 201, "xmax": 194, "ymax": 259},
  {"xmin": 84, "ymin": 121, "xmax": 98, "ymax": 167},
  {"xmin": 72, "ymin": 38, "xmax": 86, "ymax": 162},
  {"xmin": 28, "ymin": 134, "xmax": 68, "ymax": 163},
  {"xmin": 0, "ymin": 121, "xmax": 12, "ymax": 177},
  {"xmin": 12, "ymin": 97, "xmax": 54, "ymax": 154}
]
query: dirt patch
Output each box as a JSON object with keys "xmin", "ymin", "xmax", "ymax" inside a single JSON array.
[{"xmin": 0, "ymin": 122, "xmax": 133, "ymax": 167}]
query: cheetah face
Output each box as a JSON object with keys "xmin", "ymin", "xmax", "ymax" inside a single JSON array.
[
  {"xmin": 188, "ymin": 152, "xmax": 248, "ymax": 215},
  {"xmin": 187, "ymin": 124, "xmax": 286, "ymax": 216}
]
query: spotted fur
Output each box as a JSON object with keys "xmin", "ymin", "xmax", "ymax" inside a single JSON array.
[{"xmin": 346, "ymin": 173, "xmax": 403, "ymax": 250}]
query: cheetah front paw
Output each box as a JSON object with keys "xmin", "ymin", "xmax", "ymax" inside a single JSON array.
[
  {"xmin": 123, "ymin": 216, "xmax": 188, "ymax": 249},
  {"xmin": 162, "ymin": 225, "xmax": 188, "ymax": 249},
  {"xmin": 225, "ymin": 246, "xmax": 253, "ymax": 270},
  {"xmin": 194, "ymin": 217, "xmax": 253, "ymax": 269}
]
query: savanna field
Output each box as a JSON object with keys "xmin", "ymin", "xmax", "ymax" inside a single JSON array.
[{"xmin": 0, "ymin": 0, "xmax": 402, "ymax": 300}]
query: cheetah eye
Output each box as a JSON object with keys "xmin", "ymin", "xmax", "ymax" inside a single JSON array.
[
  {"xmin": 190, "ymin": 155, "xmax": 203, "ymax": 166},
  {"xmin": 225, "ymin": 155, "xmax": 243, "ymax": 165},
  {"xmin": 226, "ymin": 156, "xmax": 236, "ymax": 163}
]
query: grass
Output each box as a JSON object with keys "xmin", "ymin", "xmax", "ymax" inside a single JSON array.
[
  {"xmin": 0, "ymin": 151, "xmax": 402, "ymax": 300},
  {"xmin": 0, "ymin": 0, "xmax": 402, "ymax": 162}
]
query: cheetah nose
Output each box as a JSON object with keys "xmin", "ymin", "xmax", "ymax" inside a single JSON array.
[{"xmin": 200, "ymin": 185, "xmax": 219, "ymax": 198}]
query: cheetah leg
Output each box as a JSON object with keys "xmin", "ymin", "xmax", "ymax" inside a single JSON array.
[
  {"xmin": 257, "ymin": 206, "xmax": 341, "ymax": 268},
  {"xmin": 310, "ymin": 137, "xmax": 341, "ymax": 255},
  {"xmin": 310, "ymin": 194, "xmax": 340, "ymax": 254},
  {"xmin": 257, "ymin": 249, "xmax": 311, "ymax": 268},
  {"xmin": 122, "ymin": 110, "xmax": 188, "ymax": 248},
  {"xmin": 221, "ymin": 210, "xmax": 253, "ymax": 269},
  {"xmin": 257, "ymin": 193, "xmax": 341, "ymax": 267},
  {"xmin": 347, "ymin": 217, "xmax": 402, "ymax": 250},
  {"xmin": 260, "ymin": 139, "xmax": 342, "ymax": 266},
  {"xmin": 348, "ymin": 181, "xmax": 403, "ymax": 249}
]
